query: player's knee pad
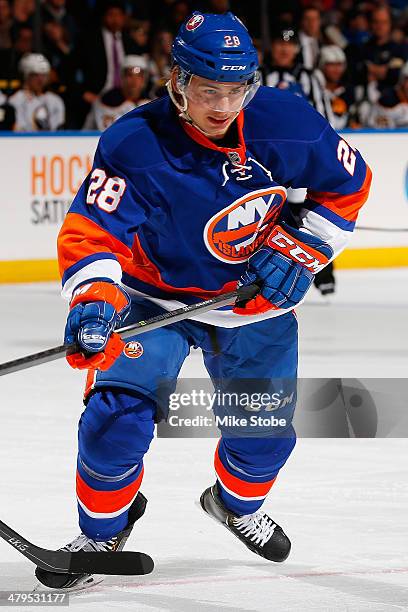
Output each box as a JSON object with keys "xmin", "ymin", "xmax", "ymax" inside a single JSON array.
[{"xmin": 78, "ymin": 389, "xmax": 155, "ymax": 477}]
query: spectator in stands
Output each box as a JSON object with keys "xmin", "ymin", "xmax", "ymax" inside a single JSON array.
[
  {"xmin": 0, "ymin": 89, "xmax": 15, "ymax": 129},
  {"xmin": 13, "ymin": 24, "xmax": 33, "ymax": 56},
  {"xmin": 128, "ymin": 19, "xmax": 150, "ymax": 55},
  {"xmin": 298, "ymin": 7, "xmax": 322, "ymax": 70},
  {"xmin": 318, "ymin": 45, "xmax": 357, "ymax": 129},
  {"xmin": 368, "ymin": 61, "xmax": 408, "ymax": 127},
  {"xmin": 149, "ymin": 28, "xmax": 173, "ymax": 96},
  {"xmin": 346, "ymin": 6, "xmax": 408, "ymax": 126},
  {"xmin": 0, "ymin": 25, "xmax": 33, "ymax": 85},
  {"xmin": 77, "ymin": 0, "xmax": 139, "ymax": 108},
  {"xmin": 166, "ymin": 1, "xmax": 190, "ymax": 33},
  {"xmin": 0, "ymin": 0, "xmax": 12, "ymax": 50},
  {"xmin": 0, "ymin": 0, "xmax": 407, "ymax": 131},
  {"xmin": 83, "ymin": 54, "xmax": 150, "ymax": 130},
  {"xmin": 359, "ymin": 6, "xmax": 408, "ymax": 93},
  {"xmin": 265, "ymin": 28, "xmax": 334, "ymax": 123},
  {"xmin": 343, "ymin": 9, "xmax": 370, "ymax": 47},
  {"xmin": 9, "ymin": 53, "xmax": 65, "ymax": 130},
  {"xmin": 42, "ymin": 20, "xmax": 71, "ymax": 77},
  {"xmin": 41, "ymin": 0, "xmax": 77, "ymax": 41},
  {"xmin": 12, "ymin": 0, "xmax": 35, "ymax": 29}
]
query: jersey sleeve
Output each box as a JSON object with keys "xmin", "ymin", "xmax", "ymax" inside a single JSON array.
[
  {"xmin": 286, "ymin": 121, "xmax": 372, "ymax": 258},
  {"xmin": 58, "ymin": 139, "xmax": 150, "ymax": 300}
]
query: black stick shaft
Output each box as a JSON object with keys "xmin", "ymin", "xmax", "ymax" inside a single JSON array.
[
  {"xmin": 0, "ymin": 518, "xmax": 154, "ymax": 574},
  {"xmin": 0, "ymin": 285, "xmax": 258, "ymax": 377}
]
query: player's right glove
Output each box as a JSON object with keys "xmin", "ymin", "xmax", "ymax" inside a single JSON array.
[
  {"xmin": 234, "ymin": 222, "xmax": 333, "ymax": 315},
  {"xmin": 64, "ymin": 281, "xmax": 130, "ymax": 371}
]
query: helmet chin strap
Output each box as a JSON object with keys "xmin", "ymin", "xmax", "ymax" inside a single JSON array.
[{"xmin": 166, "ymin": 78, "xmax": 239, "ymax": 139}]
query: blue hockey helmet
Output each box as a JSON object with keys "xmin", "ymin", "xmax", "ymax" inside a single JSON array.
[{"xmin": 172, "ymin": 12, "xmax": 259, "ymax": 83}]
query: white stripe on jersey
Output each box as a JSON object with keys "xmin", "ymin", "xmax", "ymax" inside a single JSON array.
[{"xmin": 61, "ymin": 258, "xmax": 123, "ymax": 300}]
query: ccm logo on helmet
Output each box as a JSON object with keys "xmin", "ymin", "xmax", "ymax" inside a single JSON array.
[
  {"xmin": 222, "ymin": 65, "xmax": 247, "ymax": 70},
  {"xmin": 186, "ymin": 14, "xmax": 204, "ymax": 31},
  {"xmin": 266, "ymin": 227, "xmax": 328, "ymax": 273}
]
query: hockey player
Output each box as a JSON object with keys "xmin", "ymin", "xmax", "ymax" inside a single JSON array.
[
  {"xmin": 9, "ymin": 53, "xmax": 65, "ymax": 131},
  {"xmin": 35, "ymin": 12, "xmax": 371, "ymax": 590}
]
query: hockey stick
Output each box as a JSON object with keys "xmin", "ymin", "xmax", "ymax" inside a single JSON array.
[
  {"xmin": 0, "ymin": 519, "xmax": 154, "ymax": 575},
  {"xmin": 0, "ymin": 285, "xmax": 258, "ymax": 377}
]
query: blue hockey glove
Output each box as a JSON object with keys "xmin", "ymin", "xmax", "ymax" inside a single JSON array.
[
  {"xmin": 64, "ymin": 281, "xmax": 130, "ymax": 370},
  {"xmin": 234, "ymin": 222, "xmax": 333, "ymax": 315}
]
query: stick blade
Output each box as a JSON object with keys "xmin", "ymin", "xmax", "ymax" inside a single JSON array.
[{"xmin": 68, "ymin": 551, "xmax": 154, "ymax": 576}]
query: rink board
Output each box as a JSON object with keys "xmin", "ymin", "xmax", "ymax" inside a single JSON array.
[{"xmin": 0, "ymin": 129, "xmax": 407, "ymax": 282}]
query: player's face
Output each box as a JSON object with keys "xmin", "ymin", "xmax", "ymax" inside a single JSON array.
[
  {"xmin": 185, "ymin": 76, "xmax": 248, "ymax": 139},
  {"xmin": 323, "ymin": 62, "xmax": 346, "ymax": 83},
  {"xmin": 26, "ymin": 72, "xmax": 48, "ymax": 95},
  {"xmin": 123, "ymin": 69, "xmax": 145, "ymax": 101}
]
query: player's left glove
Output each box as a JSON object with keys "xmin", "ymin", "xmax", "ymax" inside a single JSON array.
[
  {"xmin": 234, "ymin": 222, "xmax": 333, "ymax": 315},
  {"xmin": 64, "ymin": 281, "xmax": 130, "ymax": 370}
]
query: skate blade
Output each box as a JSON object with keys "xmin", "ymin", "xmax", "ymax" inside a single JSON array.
[{"xmin": 32, "ymin": 574, "xmax": 104, "ymax": 594}]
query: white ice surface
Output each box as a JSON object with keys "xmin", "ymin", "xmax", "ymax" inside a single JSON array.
[{"xmin": 0, "ymin": 269, "xmax": 407, "ymax": 611}]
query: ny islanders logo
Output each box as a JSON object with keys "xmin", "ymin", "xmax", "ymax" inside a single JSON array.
[
  {"xmin": 123, "ymin": 341, "xmax": 144, "ymax": 359},
  {"xmin": 186, "ymin": 14, "xmax": 204, "ymax": 31},
  {"xmin": 204, "ymin": 187, "xmax": 287, "ymax": 263}
]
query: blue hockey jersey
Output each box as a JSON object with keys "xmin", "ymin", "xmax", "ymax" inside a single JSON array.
[{"xmin": 58, "ymin": 86, "xmax": 371, "ymax": 326}]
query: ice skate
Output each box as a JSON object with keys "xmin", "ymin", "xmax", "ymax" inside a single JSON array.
[
  {"xmin": 200, "ymin": 484, "xmax": 290, "ymax": 562},
  {"xmin": 34, "ymin": 491, "xmax": 147, "ymax": 591}
]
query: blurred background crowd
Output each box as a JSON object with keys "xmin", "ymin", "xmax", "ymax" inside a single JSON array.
[{"xmin": 0, "ymin": 0, "xmax": 407, "ymax": 131}]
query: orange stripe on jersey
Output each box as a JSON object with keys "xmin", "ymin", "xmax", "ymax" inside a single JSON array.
[
  {"xmin": 126, "ymin": 234, "xmax": 238, "ymax": 300},
  {"xmin": 57, "ymin": 212, "xmax": 133, "ymax": 278},
  {"xmin": 307, "ymin": 164, "xmax": 372, "ymax": 222},
  {"xmin": 58, "ymin": 212, "xmax": 237, "ymax": 300},
  {"xmin": 76, "ymin": 467, "xmax": 144, "ymax": 514},
  {"xmin": 214, "ymin": 445, "xmax": 276, "ymax": 498}
]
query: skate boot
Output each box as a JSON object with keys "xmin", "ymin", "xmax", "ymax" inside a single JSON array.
[
  {"xmin": 200, "ymin": 484, "xmax": 290, "ymax": 562},
  {"xmin": 35, "ymin": 491, "xmax": 147, "ymax": 590},
  {"xmin": 314, "ymin": 262, "xmax": 335, "ymax": 296}
]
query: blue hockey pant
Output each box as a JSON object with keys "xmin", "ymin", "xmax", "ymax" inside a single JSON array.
[{"xmin": 76, "ymin": 299, "xmax": 298, "ymax": 540}]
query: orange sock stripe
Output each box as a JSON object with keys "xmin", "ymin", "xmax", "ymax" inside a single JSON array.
[
  {"xmin": 76, "ymin": 467, "xmax": 144, "ymax": 514},
  {"xmin": 214, "ymin": 445, "xmax": 276, "ymax": 498}
]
